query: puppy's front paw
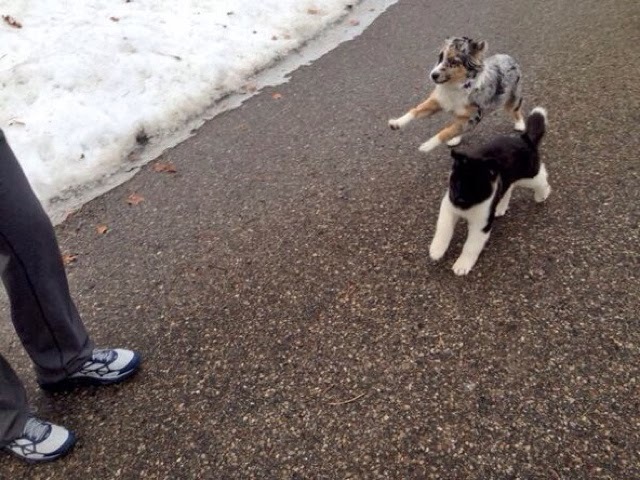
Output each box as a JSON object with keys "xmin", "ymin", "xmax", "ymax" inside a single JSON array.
[
  {"xmin": 514, "ymin": 119, "xmax": 526, "ymax": 132},
  {"xmin": 418, "ymin": 137, "xmax": 442, "ymax": 154},
  {"xmin": 534, "ymin": 185, "xmax": 551, "ymax": 203},
  {"xmin": 452, "ymin": 255, "xmax": 476, "ymax": 276},
  {"xmin": 429, "ymin": 240, "xmax": 448, "ymax": 261},
  {"xmin": 389, "ymin": 112, "xmax": 415, "ymax": 130}
]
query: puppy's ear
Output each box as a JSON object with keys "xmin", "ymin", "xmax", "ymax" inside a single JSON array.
[{"xmin": 470, "ymin": 40, "xmax": 487, "ymax": 57}]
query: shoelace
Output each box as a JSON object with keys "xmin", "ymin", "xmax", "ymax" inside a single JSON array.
[
  {"xmin": 21, "ymin": 418, "xmax": 51, "ymax": 443},
  {"xmin": 89, "ymin": 349, "xmax": 116, "ymax": 364}
]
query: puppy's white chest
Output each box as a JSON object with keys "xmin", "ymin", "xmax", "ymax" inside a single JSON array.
[{"xmin": 434, "ymin": 86, "xmax": 468, "ymax": 115}]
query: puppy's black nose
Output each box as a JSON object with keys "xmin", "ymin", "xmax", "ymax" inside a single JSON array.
[{"xmin": 431, "ymin": 72, "xmax": 439, "ymax": 81}]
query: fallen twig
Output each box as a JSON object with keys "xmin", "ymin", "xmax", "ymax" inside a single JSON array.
[
  {"xmin": 319, "ymin": 384, "xmax": 335, "ymax": 397},
  {"xmin": 328, "ymin": 392, "xmax": 366, "ymax": 406},
  {"xmin": 549, "ymin": 468, "xmax": 562, "ymax": 480}
]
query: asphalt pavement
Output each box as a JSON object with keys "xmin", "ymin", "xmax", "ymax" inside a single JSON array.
[{"xmin": 1, "ymin": 0, "xmax": 638, "ymax": 478}]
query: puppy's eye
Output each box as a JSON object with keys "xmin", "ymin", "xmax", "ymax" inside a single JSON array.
[
  {"xmin": 449, "ymin": 58, "xmax": 460, "ymax": 66},
  {"xmin": 438, "ymin": 52, "xmax": 444, "ymax": 63}
]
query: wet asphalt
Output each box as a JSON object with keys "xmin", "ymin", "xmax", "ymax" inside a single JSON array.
[{"xmin": 0, "ymin": 0, "xmax": 638, "ymax": 478}]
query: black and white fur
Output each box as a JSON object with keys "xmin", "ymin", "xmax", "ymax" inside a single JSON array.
[
  {"xmin": 389, "ymin": 37, "xmax": 525, "ymax": 154},
  {"xmin": 429, "ymin": 107, "xmax": 550, "ymax": 275}
]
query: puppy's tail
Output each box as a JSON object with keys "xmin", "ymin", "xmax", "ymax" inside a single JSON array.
[{"xmin": 524, "ymin": 107, "xmax": 547, "ymax": 146}]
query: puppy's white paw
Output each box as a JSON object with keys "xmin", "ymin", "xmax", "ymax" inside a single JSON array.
[
  {"xmin": 418, "ymin": 137, "xmax": 442, "ymax": 154},
  {"xmin": 535, "ymin": 185, "xmax": 551, "ymax": 203},
  {"xmin": 514, "ymin": 119, "xmax": 526, "ymax": 132},
  {"xmin": 389, "ymin": 113, "xmax": 413, "ymax": 130},
  {"xmin": 388, "ymin": 118, "xmax": 401, "ymax": 130},
  {"xmin": 452, "ymin": 255, "xmax": 476, "ymax": 276},
  {"xmin": 446, "ymin": 136, "xmax": 462, "ymax": 147},
  {"xmin": 495, "ymin": 205, "xmax": 508, "ymax": 217},
  {"xmin": 429, "ymin": 240, "xmax": 448, "ymax": 261}
]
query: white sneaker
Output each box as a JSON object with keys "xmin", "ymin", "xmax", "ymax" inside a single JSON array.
[
  {"xmin": 40, "ymin": 348, "xmax": 141, "ymax": 391},
  {"xmin": 5, "ymin": 417, "xmax": 76, "ymax": 463}
]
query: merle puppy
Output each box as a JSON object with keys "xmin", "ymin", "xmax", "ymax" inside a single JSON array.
[
  {"xmin": 389, "ymin": 37, "xmax": 525, "ymax": 154},
  {"xmin": 429, "ymin": 107, "xmax": 550, "ymax": 276}
]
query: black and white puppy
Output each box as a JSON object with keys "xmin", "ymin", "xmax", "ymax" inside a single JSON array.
[{"xmin": 429, "ymin": 107, "xmax": 550, "ymax": 275}]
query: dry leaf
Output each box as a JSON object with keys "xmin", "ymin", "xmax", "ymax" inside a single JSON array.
[
  {"xmin": 96, "ymin": 224, "xmax": 109, "ymax": 235},
  {"xmin": 62, "ymin": 253, "xmax": 78, "ymax": 266},
  {"xmin": 110, "ymin": 16, "xmax": 120, "ymax": 22},
  {"xmin": 307, "ymin": 8, "xmax": 320, "ymax": 15},
  {"xmin": 152, "ymin": 161, "xmax": 177, "ymax": 173},
  {"xmin": 2, "ymin": 15, "xmax": 22, "ymax": 28},
  {"xmin": 272, "ymin": 92, "xmax": 283, "ymax": 100},
  {"xmin": 126, "ymin": 193, "xmax": 145, "ymax": 205},
  {"xmin": 349, "ymin": 19, "xmax": 360, "ymax": 26},
  {"xmin": 62, "ymin": 210, "xmax": 77, "ymax": 222}
]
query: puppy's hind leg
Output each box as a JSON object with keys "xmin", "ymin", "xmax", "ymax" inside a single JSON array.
[
  {"xmin": 519, "ymin": 164, "xmax": 551, "ymax": 202},
  {"xmin": 429, "ymin": 194, "xmax": 458, "ymax": 261},
  {"xmin": 532, "ymin": 164, "xmax": 551, "ymax": 202},
  {"xmin": 420, "ymin": 108, "xmax": 478, "ymax": 154},
  {"xmin": 505, "ymin": 96, "xmax": 525, "ymax": 131}
]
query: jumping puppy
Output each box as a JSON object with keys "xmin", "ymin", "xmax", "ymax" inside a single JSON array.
[
  {"xmin": 429, "ymin": 107, "xmax": 550, "ymax": 276},
  {"xmin": 389, "ymin": 37, "xmax": 525, "ymax": 153}
]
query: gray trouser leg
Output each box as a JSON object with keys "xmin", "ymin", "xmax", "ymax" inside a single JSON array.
[
  {"xmin": 0, "ymin": 129, "xmax": 94, "ymax": 443},
  {"xmin": 0, "ymin": 356, "xmax": 29, "ymax": 447}
]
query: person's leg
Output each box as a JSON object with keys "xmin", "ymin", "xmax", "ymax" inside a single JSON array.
[
  {"xmin": 0, "ymin": 130, "xmax": 139, "ymax": 462},
  {"xmin": 0, "ymin": 354, "xmax": 75, "ymax": 462},
  {"xmin": 0, "ymin": 355, "xmax": 29, "ymax": 446},
  {"xmin": 0, "ymin": 129, "xmax": 94, "ymax": 385}
]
